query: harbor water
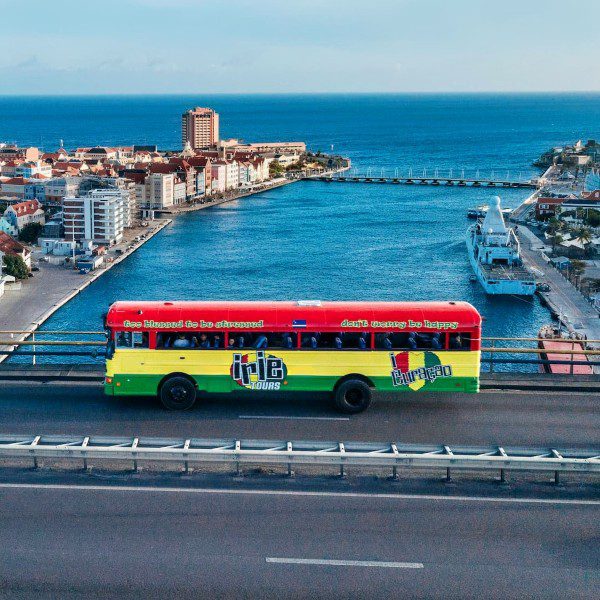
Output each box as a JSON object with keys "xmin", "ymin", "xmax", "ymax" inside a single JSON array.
[{"xmin": 2, "ymin": 93, "xmax": 599, "ymax": 345}]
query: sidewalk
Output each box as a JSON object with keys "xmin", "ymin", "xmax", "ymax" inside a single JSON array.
[
  {"xmin": 517, "ymin": 226, "xmax": 600, "ymax": 343},
  {"xmin": 0, "ymin": 219, "xmax": 171, "ymax": 362}
]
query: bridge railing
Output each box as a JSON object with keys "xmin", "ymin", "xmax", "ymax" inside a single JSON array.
[
  {"xmin": 0, "ymin": 434, "xmax": 597, "ymax": 483},
  {"xmin": 1, "ymin": 332, "xmax": 599, "ymax": 373}
]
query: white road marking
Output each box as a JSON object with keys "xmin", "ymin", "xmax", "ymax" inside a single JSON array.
[
  {"xmin": 0, "ymin": 482, "xmax": 598, "ymax": 506},
  {"xmin": 266, "ymin": 557, "xmax": 423, "ymax": 568},
  {"xmin": 238, "ymin": 415, "xmax": 350, "ymax": 421}
]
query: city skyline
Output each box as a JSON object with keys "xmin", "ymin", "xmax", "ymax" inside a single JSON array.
[{"xmin": 1, "ymin": 0, "xmax": 600, "ymax": 95}]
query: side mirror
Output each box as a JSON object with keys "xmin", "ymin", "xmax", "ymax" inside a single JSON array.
[{"xmin": 106, "ymin": 339, "xmax": 115, "ymax": 360}]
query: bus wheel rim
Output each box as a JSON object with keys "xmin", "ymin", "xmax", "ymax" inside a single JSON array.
[{"xmin": 171, "ymin": 386, "xmax": 188, "ymax": 402}]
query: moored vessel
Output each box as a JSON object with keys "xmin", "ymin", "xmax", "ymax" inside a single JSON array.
[{"xmin": 466, "ymin": 196, "xmax": 535, "ymax": 296}]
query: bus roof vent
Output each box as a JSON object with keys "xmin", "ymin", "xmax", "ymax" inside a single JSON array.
[{"xmin": 296, "ymin": 300, "xmax": 322, "ymax": 307}]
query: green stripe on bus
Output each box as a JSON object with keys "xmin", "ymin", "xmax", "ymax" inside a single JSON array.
[{"xmin": 105, "ymin": 374, "xmax": 478, "ymax": 396}]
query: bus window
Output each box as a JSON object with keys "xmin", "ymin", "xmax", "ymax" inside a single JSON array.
[
  {"xmin": 301, "ymin": 332, "xmax": 320, "ymax": 349},
  {"xmin": 339, "ymin": 332, "xmax": 371, "ymax": 349},
  {"xmin": 301, "ymin": 332, "xmax": 370, "ymax": 349},
  {"xmin": 449, "ymin": 332, "xmax": 471, "ymax": 350},
  {"xmin": 194, "ymin": 332, "xmax": 223, "ymax": 349},
  {"xmin": 262, "ymin": 332, "xmax": 297, "ymax": 349},
  {"xmin": 414, "ymin": 332, "xmax": 445, "ymax": 350},
  {"xmin": 157, "ymin": 332, "xmax": 223, "ymax": 349},
  {"xmin": 133, "ymin": 332, "xmax": 149, "ymax": 348},
  {"xmin": 116, "ymin": 331, "xmax": 148, "ymax": 349},
  {"xmin": 116, "ymin": 331, "xmax": 132, "ymax": 348},
  {"xmin": 375, "ymin": 333, "xmax": 412, "ymax": 349}
]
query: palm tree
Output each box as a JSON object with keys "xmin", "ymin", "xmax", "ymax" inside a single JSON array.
[
  {"xmin": 574, "ymin": 226, "xmax": 593, "ymax": 257},
  {"xmin": 550, "ymin": 233, "xmax": 563, "ymax": 253}
]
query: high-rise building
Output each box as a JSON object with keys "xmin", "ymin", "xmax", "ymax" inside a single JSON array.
[
  {"xmin": 181, "ymin": 107, "xmax": 219, "ymax": 150},
  {"xmin": 63, "ymin": 189, "xmax": 126, "ymax": 245}
]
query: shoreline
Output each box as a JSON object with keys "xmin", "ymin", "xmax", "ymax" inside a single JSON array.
[
  {"xmin": 0, "ymin": 177, "xmax": 300, "ymax": 360},
  {"xmin": 0, "ymin": 219, "xmax": 171, "ymax": 362}
]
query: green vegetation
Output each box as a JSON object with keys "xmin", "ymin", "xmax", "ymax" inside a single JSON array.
[
  {"xmin": 18, "ymin": 222, "xmax": 43, "ymax": 244},
  {"xmin": 269, "ymin": 160, "xmax": 285, "ymax": 177},
  {"xmin": 2, "ymin": 254, "xmax": 29, "ymax": 280},
  {"xmin": 584, "ymin": 209, "xmax": 600, "ymax": 228}
]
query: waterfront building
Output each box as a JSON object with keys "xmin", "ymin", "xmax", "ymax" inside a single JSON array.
[
  {"xmin": 536, "ymin": 196, "xmax": 569, "ymax": 220},
  {"xmin": 225, "ymin": 159, "xmax": 239, "ymax": 190},
  {"xmin": 143, "ymin": 172, "xmax": 175, "ymax": 209},
  {"xmin": 167, "ymin": 158, "xmax": 196, "ymax": 199},
  {"xmin": 186, "ymin": 156, "xmax": 212, "ymax": 196},
  {"xmin": 3, "ymin": 199, "xmax": 45, "ymax": 231},
  {"xmin": 210, "ymin": 163, "xmax": 227, "ymax": 193},
  {"xmin": 63, "ymin": 189, "xmax": 126, "ymax": 246},
  {"xmin": 173, "ymin": 178, "xmax": 187, "ymax": 205},
  {"xmin": 181, "ymin": 107, "xmax": 219, "ymax": 150},
  {"xmin": 0, "ymin": 232, "xmax": 31, "ymax": 269},
  {"xmin": 238, "ymin": 161, "xmax": 251, "ymax": 186}
]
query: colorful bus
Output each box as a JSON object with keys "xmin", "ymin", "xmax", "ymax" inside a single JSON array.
[{"xmin": 104, "ymin": 300, "xmax": 482, "ymax": 412}]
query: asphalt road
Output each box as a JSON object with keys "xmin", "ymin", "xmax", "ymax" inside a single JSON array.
[
  {"xmin": 0, "ymin": 382, "xmax": 598, "ymax": 448},
  {"xmin": 0, "ymin": 475, "xmax": 597, "ymax": 599}
]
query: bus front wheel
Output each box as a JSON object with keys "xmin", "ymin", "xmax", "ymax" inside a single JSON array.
[
  {"xmin": 159, "ymin": 376, "xmax": 197, "ymax": 410},
  {"xmin": 334, "ymin": 380, "xmax": 372, "ymax": 414}
]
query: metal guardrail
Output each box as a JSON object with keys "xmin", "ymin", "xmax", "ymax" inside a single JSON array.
[
  {"xmin": 2, "ymin": 332, "xmax": 600, "ymax": 372},
  {"xmin": 0, "ymin": 435, "xmax": 597, "ymax": 483}
]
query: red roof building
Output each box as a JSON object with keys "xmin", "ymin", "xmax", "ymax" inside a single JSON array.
[{"xmin": 0, "ymin": 231, "xmax": 31, "ymax": 268}]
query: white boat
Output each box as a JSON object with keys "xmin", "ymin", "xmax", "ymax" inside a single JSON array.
[{"xmin": 466, "ymin": 196, "xmax": 536, "ymax": 296}]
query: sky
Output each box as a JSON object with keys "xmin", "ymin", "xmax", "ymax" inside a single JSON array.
[{"xmin": 0, "ymin": 0, "xmax": 599, "ymax": 95}]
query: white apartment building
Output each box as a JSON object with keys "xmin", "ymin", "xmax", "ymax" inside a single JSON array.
[
  {"xmin": 63, "ymin": 189, "xmax": 126, "ymax": 245},
  {"xmin": 143, "ymin": 173, "xmax": 175, "ymax": 209},
  {"xmin": 210, "ymin": 163, "xmax": 227, "ymax": 193},
  {"xmin": 173, "ymin": 179, "xmax": 186, "ymax": 205},
  {"xmin": 225, "ymin": 160, "xmax": 239, "ymax": 190}
]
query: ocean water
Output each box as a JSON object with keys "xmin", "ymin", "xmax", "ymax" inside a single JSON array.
[{"xmin": 2, "ymin": 93, "xmax": 599, "ymax": 351}]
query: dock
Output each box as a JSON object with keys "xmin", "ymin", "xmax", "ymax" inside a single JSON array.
[{"xmin": 517, "ymin": 226, "xmax": 600, "ymax": 344}]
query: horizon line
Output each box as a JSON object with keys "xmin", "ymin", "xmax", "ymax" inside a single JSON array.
[{"xmin": 1, "ymin": 90, "xmax": 600, "ymax": 98}]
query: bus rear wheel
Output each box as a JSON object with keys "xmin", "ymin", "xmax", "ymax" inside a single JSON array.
[
  {"xmin": 159, "ymin": 376, "xmax": 197, "ymax": 410},
  {"xmin": 334, "ymin": 379, "xmax": 372, "ymax": 414}
]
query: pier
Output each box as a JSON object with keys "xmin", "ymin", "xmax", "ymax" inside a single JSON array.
[{"xmin": 306, "ymin": 170, "xmax": 537, "ymax": 188}]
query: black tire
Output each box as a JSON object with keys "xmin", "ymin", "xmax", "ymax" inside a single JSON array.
[
  {"xmin": 159, "ymin": 376, "xmax": 197, "ymax": 410},
  {"xmin": 334, "ymin": 379, "xmax": 372, "ymax": 414}
]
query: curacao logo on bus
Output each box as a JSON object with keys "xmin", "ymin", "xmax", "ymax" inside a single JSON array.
[
  {"xmin": 231, "ymin": 351, "xmax": 288, "ymax": 390},
  {"xmin": 390, "ymin": 351, "xmax": 453, "ymax": 390}
]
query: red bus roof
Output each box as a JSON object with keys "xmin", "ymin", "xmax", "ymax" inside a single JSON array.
[{"xmin": 106, "ymin": 300, "xmax": 481, "ymax": 332}]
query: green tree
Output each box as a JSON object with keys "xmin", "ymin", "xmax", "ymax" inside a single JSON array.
[
  {"xmin": 574, "ymin": 227, "xmax": 593, "ymax": 255},
  {"xmin": 584, "ymin": 209, "xmax": 600, "ymax": 228},
  {"xmin": 269, "ymin": 160, "xmax": 284, "ymax": 178},
  {"xmin": 546, "ymin": 217, "xmax": 563, "ymax": 235},
  {"xmin": 18, "ymin": 222, "xmax": 43, "ymax": 244},
  {"xmin": 550, "ymin": 233, "xmax": 563, "ymax": 252},
  {"xmin": 570, "ymin": 259, "xmax": 586, "ymax": 277},
  {"xmin": 2, "ymin": 254, "xmax": 29, "ymax": 279}
]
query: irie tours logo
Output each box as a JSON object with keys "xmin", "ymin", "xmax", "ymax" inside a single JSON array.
[
  {"xmin": 231, "ymin": 351, "xmax": 288, "ymax": 390},
  {"xmin": 390, "ymin": 352, "xmax": 452, "ymax": 390}
]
